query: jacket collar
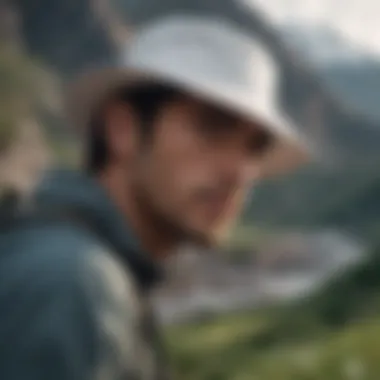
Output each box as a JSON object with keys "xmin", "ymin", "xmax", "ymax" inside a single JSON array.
[{"xmin": 34, "ymin": 168, "xmax": 162, "ymax": 289}]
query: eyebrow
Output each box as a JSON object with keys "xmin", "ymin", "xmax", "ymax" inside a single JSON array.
[{"xmin": 198, "ymin": 102, "xmax": 243, "ymax": 125}]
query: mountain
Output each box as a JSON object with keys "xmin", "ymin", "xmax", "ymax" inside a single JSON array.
[
  {"xmin": 15, "ymin": 0, "xmax": 118, "ymax": 78},
  {"xmin": 325, "ymin": 61, "xmax": 380, "ymax": 122},
  {"xmin": 280, "ymin": 23, "xmax": 380, "ymax": 121},
  {"xmin": 280, "ymin": 23, "xmax": 374, "ymax": 67}
]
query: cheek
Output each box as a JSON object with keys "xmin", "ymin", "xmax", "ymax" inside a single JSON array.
[
  {"xmin": 152, "ymin": 125, "xmax": 211, "ymax": 203},
  {"xmin": 152, "ymin": 157, "xmax": 205, "ymax": 210}
]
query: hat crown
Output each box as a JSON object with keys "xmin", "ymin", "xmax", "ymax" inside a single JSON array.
[{"xmin": 123, "ymin": 15, "xmax": 279, "ymax": 105}]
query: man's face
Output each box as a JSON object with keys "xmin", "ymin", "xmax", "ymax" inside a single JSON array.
[{"xmin": 106, "ymin": 93, "xmax": 272, "ymax": 247}]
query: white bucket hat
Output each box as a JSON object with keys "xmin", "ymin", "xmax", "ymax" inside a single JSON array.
[{"xmin": 66, "ymin": 14, "xmax": 313, "ymax": 177}]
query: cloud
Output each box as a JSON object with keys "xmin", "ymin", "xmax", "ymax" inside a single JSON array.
[{"xmin": 251, "ymin": 0, "xmax": 380, "ymax": 55}]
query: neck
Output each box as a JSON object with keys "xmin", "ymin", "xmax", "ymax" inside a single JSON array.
[{"xmin": 97, "ymin": 166, "xmax": 176, "ymax": 260}]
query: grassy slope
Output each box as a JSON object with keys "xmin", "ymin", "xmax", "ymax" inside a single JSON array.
[
  {"xmin": 166, "ymin": 242, "xmax": 380, "ymax": 379},
  {"xmin": 167, "ymin": 308, "xmax": 380, "ymax": 380}
]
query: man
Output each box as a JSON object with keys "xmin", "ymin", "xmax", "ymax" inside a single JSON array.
[{"xmin": 0, "ymin": 14, "xmax": 311, "ymax": 380}]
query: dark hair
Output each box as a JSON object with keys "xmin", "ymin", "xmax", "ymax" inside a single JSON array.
[{"xmin": 87, "ymin": 83, "xmax": 182, "ymax": 173}]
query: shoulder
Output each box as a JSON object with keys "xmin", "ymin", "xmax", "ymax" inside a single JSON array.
[
  {"xmin": 0, "ymin": 221, "xmax": 95, "ymax": 286},
  {"xmin": 0, "ymin": 219, "xmax": 139, "ymax": 316},
  {"xmin": 0, "ymin": 220, "xmax": 142, "ymax": 378}
]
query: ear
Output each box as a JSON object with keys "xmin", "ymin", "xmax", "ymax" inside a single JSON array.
[{"xmin": 104, "ymin": 101, "xmax": 138, "ymax": 162}]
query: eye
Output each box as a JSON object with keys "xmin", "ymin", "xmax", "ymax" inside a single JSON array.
[
  {"xmin": 196, "ymin": 108, "xmax": 236, "ymax": 138},
  {"xmin": 199, "ymin": 121, "xmax": 231, "ymax": 136},
  {"xmin": 247, "ymin": 131, "xmax": 274, "ymax": 157}
]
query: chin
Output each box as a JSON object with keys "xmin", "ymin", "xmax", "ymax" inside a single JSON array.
[
  {"xmin": 187, "ymin": 225, "xmax": 231, "ymax": 250},
  {"xmin": 175, "ymin": 215, "xmax": 237, "ymax": 251}
]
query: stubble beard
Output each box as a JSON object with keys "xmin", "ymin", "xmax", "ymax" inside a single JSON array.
[{"xmin": 132, "ymin": 183, "xmax": 222, "ymax": 252}]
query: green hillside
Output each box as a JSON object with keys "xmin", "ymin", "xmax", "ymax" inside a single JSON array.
[
  {"xmin": 168, "ymin": 315, "xmax": 380, "ymax": 380},
  {"xmin": 168, "ymin": 241, "xmax": 380, "ymax": 379}
]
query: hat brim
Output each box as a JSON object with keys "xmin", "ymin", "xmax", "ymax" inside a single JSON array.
[{"xmin": 65, "ymin": 66, "xmax": 312, "ymax": 178}]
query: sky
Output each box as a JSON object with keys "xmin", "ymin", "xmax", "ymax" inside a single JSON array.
[{"xmin": 248, "ymin": 0, "xmax": 380, "ymax": 55}]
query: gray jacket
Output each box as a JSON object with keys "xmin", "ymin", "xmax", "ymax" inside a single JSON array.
[{"xmin": 0, "ymin": 169, "xmax": 170, "ymax": 380}]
